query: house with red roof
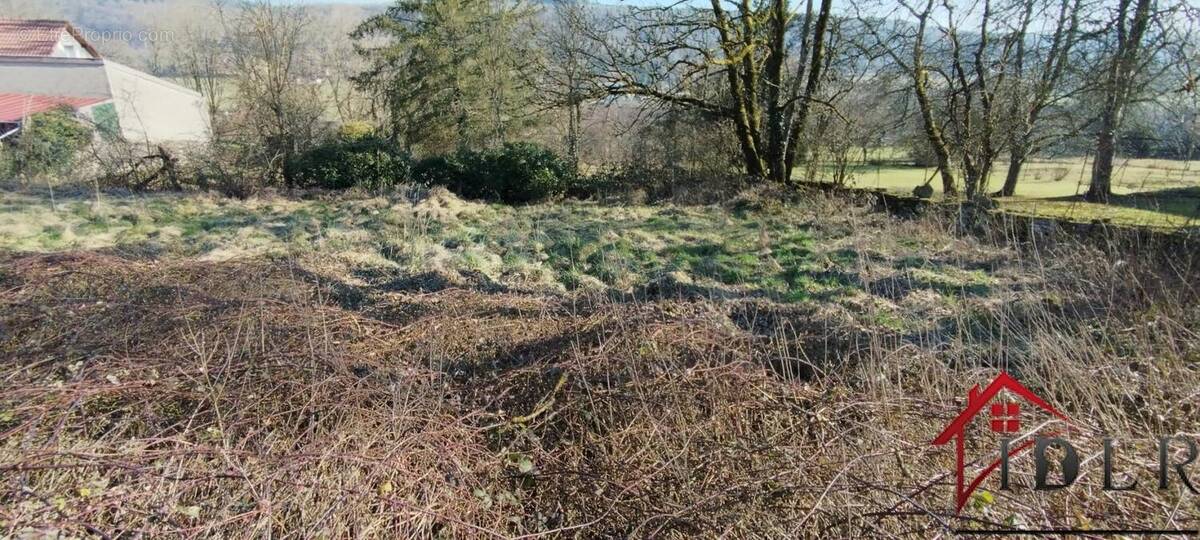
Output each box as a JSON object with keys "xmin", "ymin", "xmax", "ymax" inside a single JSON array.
[
  {"xmin": 0, "ymin": 94, "xmax": 112, "ymax": 141},
  {"xmin": 0, "ymin": 19, "xmax": 209, "ymax": 144},
  {"xmin": 0, "ymin": 19, "xmax": 100, "ymax": 59}
]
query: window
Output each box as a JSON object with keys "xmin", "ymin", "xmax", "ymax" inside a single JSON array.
[{"xmin": 990, "ymin": 402, "xmax": 1020, "ymax": 433}]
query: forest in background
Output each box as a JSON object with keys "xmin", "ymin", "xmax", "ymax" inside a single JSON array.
[{"xmin": 1, "ymin": 0, "xmax": 1196, "ymax": 219}]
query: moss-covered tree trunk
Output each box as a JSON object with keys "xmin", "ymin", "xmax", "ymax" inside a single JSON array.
[
  {"xmin": 1086, "ymin": 0, "xmax": 1152, "ymax": 203},
  {"xmin": 711, "ymin": 0, "xmax": 765, "ymax": 178},
  {"xmin": 913, "ymin": 69, "xmax": 958, "ymax": 196},
  {"xmin": 764, "ymin": 0, "xmax": 789, "ymax": 183},
  {"xmin": 909, "ymin": 0, "xmax": 957, "ymax": 197},
  {"xmin": 783, "ymin": 0, "xmax": 833, "ymax": 183}
]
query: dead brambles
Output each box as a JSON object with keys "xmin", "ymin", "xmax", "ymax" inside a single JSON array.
[{"xmin": 0, "ymin": 195, "xmax": 1197, "ymax": 537}]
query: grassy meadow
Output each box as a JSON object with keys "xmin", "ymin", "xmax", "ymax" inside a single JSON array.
[
  {"xmin": 838, "ymin": 155, "xmax": 1200, "ymax": 228},
  {"xmin": 1, "ymin": 186, "xmax": 1197, "ymax": 536}
]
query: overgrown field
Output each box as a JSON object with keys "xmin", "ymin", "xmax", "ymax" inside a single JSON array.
[
  {"xmin": 1, "ymin": 188, "xmax": 1198, "ymax": 537},
  {"xmin": 0, "ymin": 187, "xmax": 982, "ymax": 302}
]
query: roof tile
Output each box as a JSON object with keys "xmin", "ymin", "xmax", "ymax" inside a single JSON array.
[
  {"xmin": 0, "ymin": 19, "xmax": 69, "ymax": 57},
  {"xmin": 0, "ymin": 92, "xmax": 109, "ymax": 123}
]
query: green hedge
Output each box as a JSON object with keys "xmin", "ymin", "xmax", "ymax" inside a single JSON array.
[
  {"xmin": 287, "ymin": 135, "xmax": 411, "ymax": 191},
  {"xmin": 291, "ymin": 133, "xmax": 572, "ymax": 204},
  {"xmin": 416, "ymin": 143, "xmax": 572, "ymax": 204},
  {"xmin": 412, "ymin": 154, "xmax": 469, "ymax": 190}
]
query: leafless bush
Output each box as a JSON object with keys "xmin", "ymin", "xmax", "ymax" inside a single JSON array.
[{"xmin": 87, "ymin": 138, "xmax": 190, "ymax": 192}]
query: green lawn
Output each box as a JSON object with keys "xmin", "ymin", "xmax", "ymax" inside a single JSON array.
[{"xmin": 833, "ymin": 156, "xmax": 1200, "ymax": 228}]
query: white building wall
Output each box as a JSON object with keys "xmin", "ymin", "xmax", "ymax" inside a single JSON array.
[
  {"xmin": 0, "ymin": 57, "xmax": 210, "ymax": 144},
  {"xmin": 52, "ymin": 31, "xmax": 94, "ymax": 59},
  {"xmin": 103, "ymin": 60, "xmax": 210, "ymax": 143},
  {"xmin": 0, "ymin": 58, "xmax": 110, "ymax": 98}
]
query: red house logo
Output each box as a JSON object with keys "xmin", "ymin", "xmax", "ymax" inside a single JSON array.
[{"xmin": 931, "ymin": 372, "xmax": 1070, "ymax": 513}]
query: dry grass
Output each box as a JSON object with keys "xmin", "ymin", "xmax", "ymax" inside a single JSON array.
[{"xmin": 1, "ymin": 191, "xmax": 1198, "ymax": 538}]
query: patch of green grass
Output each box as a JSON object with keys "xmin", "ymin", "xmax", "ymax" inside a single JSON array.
[
  {"xmin": 907, "ymin": 267, "xmax": 993, "ymax": 298},
  {"xmin": 0, "ymin": 190, "xmax": 1011, "ymax": 304},
  {"xmin": 1001, "ymin": 198, "xmax": 1197, "ymax": 229},
  {"xmin": 39, "ymin": 224, "xmax": 66, "ymax": 249},
  {"xmin": 833, "ymin": 156, "xmax": 1199, "ymax": 196},
  {"xmin": 808, "ymin": 155, "xmax": 1200, "ymax": 228},
  {"xmin": 870, "ymin": 309, "xmax": 906, "ymax": 332}
]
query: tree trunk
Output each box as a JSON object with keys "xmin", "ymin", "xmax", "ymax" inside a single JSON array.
[
  {"xmin": 914, "ymin": 70, "xmax": 958, "ymax": 196},
  {"xmin": 764, "ymin": 0, "xmax": 789, "ymax": 183},
  {"xmin": 732, "ymin": 98, "xmax": 766, "ymax": 178},
  {"xmin": 710, "ymin": 0, "xmax": 765, "ymax": 178},
  {"xmin": 1087, "ymin": 113, "xmax": 1117, "ymax": 202},
  {"xmin": 1087, "ymin": 0, "xmax": 1151, "ymax": 202},
  {"xmin": 999, "ymin": 109, "xmax": 1033, "ymax": 196},
  {"xmin": 782, "ymin": 0, "xmax": 833, "ymax": 181},
  {"xmin": 1000, "ymin": 147, "xmax": 1026, "ymax": 197},
  {"xmin": 454, "ymin": 86, "xmax": 469, "ymax": 153},
  {"xmin": 566, "ymin": 98, "xmax": 580, "ymax": 175},
  {"xmin": 766, "ymin": 107, "xmax": 787, "ymax": 183},
  {"xmin": 907, "ymin": 0, "xmax": 957, "ymax": 197}
]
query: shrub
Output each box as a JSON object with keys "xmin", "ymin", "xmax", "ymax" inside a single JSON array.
[
  {"xmin": 194, "ymin": 140, "xmax": 275, "ymax": 198},
  {"xmin": 91, "ymin": 103, "xmax": 121, "ymax": 139},
  {"xmin": 568, "ymin": 163, "xmax": 748, "ymax": 205},
  {"xmin": 412, "ymin": 154, "xmax": 469, "ymax": 190},
  {"xmin": 566, "ymin": 165, "xmax": 638, "ymax": 199},
  {"xmin": 475, "ymin": 142, "xmax": 571, "ymax": 204},
  {"xmin": 0, "ymin": 148, "xmax": 13, "ymax": 182},
  {"xmin": 9, "ymin": 107, "xmax": 93, "ymax": 179},
  {"xmin": 337, "ymin": 121, "xmax": 376, "ymax": 143},
  {"xmin": 417, "ymin": 143, "xmax": 570, "ymax": 204},
  {"xmin": 287, "ymin": 135, "xmax": 411, "ymax": 191},
  {"xmin": 93, "ymin": 140, "xmax": 189, "ymax": 192}
]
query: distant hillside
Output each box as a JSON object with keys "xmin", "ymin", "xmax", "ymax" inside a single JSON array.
[
  {"xmin": 0, "ymin": 0, "xmax": 645, "ymax": 74},
  {"xmin": 0, "ymin": 0, "xmax": 385, "ymax": 72}
]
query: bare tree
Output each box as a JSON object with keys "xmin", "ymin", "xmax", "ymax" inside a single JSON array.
[
  {"xmin": 859, "ymin": 0, "xmax": 1037, "ymax": 199},
  {"xmin": 857, "ymin": 0, "xmax": 960, "ymax": 195},
  {"xmin": 943, "ymin": 0, "xmax": 1011, "ymax": 199},
  {"xmin": 170, "ymin": 3, "xmax": 230, "ymax": 137},
  {"xmin": 221, "ymin": 0, "xmax": 325, "ymax": 181},
  {"xmin": 587, "ymin": 0, "xmax": 837, "ymax": 183},
  {"xmin": 537, "ymin": 0, "xmax": 596, "ymax": 174},
  {"xmin": 996, "ymin": 0, "xmax": 1083, "ymax": 196},
  {"xmin": 315, "ymin": 5, "xmax": 372, "ymax": 124},
  {"xmin": 1084, "ymin": 0, "xmax": 1164, "ymax": 201}
]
